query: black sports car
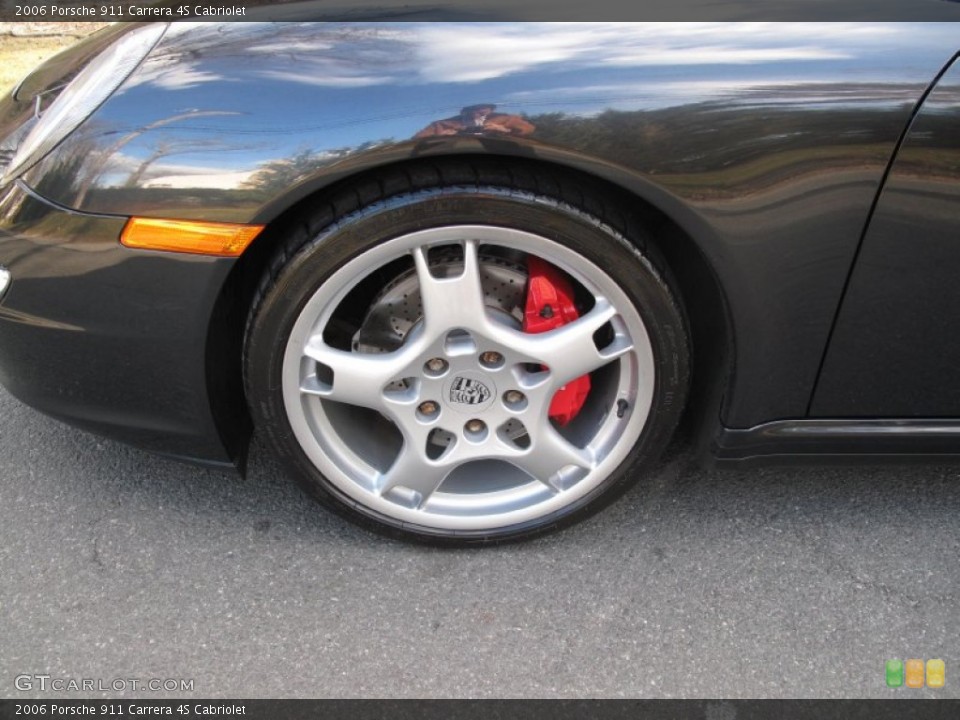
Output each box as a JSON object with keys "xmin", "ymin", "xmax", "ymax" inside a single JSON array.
[{"xmin": 0, "ymin": 19, "xmax": 958, "ymax": 543}]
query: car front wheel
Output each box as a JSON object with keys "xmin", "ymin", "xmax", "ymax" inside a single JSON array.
[{"xmin": 244, "ymin": 163, "xmax": 689, "ymax": 544}]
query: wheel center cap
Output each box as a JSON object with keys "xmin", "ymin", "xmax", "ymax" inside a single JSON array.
[{"xmin": 443, "ymin": 371, "xmax": 496, "ymax": 414}]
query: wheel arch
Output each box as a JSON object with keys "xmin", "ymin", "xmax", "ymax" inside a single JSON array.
[{"xmin": 207, "ymin": 152, "xmax": 734, "ymax": 468}]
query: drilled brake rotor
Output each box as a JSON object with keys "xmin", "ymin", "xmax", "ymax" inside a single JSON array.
[{"xmin": 353, "ymin": 252, "xmax": 528, "ymax": 353}]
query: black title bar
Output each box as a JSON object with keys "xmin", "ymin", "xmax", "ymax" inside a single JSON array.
[
  {"xmin": 2, "ymin": 0, "xmax": 960, "ymax": 22},
  {"xmin": 3, "ymin": 700, "xmax": 960, "ymax": 720}
]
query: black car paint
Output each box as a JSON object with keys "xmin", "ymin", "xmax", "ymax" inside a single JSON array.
[
  {"xmin": 0, "ymin": 181, "xmax": 241, "ymax": 466},
  {"xmin": 0, "ymin": 22, "xmax": 959, "ymax": 468},
  {"xmin": 812, "ymin": 58, "xmax": 960, "ymax": 417}
]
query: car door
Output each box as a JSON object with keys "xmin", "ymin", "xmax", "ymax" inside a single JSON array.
[{"xmin": 812, "ymin": 54, "xmax": 960, "ymax": 417}]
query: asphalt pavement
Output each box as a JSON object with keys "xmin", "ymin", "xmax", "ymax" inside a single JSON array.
[{"xmin": 0, "ymin": 385, "xmax": 957, "ymax": 699}]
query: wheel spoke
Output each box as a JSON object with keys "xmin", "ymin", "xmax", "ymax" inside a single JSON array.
[
  {"xmin": 509, "ymin": 424, "xmax": 594, "ymax": 490},
  {"xmin": 302, "ymin": 337, "xmax": 411, "ymax": 410},
  {"xmin": 378, "ymin": 440, "xmax": 453, "ymax": 507},
  {"xmin": 413, "ymin": 239, "xmax": 488, "ymax": 333},
  {"xmin": 534, "ymin": 299, "xmax": 631, "ymax": 387}
]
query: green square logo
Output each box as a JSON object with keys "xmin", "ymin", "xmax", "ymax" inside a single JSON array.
[{"xmin": 886, "ymin": 659, "xmax": 904, "ymax": 687}]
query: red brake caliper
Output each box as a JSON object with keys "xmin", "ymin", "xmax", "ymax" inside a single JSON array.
[{"xmin": 523, "ymin": 257, "xmax": 591, "ymax": 426}]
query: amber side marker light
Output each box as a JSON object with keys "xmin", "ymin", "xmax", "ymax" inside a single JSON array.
[{"xmin": 121, "ymin": 217, "xmax": 264, "ymax": 257}]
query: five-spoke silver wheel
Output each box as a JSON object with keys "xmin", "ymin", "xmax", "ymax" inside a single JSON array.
[{"xmin": 281, "ymin": 225, "xmax": 656, "ymax": 532}]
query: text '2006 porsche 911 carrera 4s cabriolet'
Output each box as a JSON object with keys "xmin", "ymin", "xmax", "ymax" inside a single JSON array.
[{"xmin": 0, "ymin": 19, "xmax": 958, "ymax": 543}]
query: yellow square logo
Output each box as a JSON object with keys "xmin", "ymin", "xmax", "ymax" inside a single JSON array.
[{"xmin": 927, "ymin": 659, "xmax": 945, "ymax": 689}]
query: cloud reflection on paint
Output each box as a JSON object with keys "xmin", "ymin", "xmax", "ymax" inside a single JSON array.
[
  {"xmin": 409, "ymin": 22, "xmax": 893, "ymax": 83},
  {"xmin": 134, "ymin": 22, "xmax": 904, "ymax": 92}
]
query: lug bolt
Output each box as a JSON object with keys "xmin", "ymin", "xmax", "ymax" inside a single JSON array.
[
  {"xmin": 418, "ymin": 401, "xmax": 439, "ymax": 416},
  {"xmin": 425, "ymin": 358, "xmax": 448, "ymax": 374},
  {"xmin": 504, "ymin": 390, "xmax": 526, "ymax": 405},
  {"xmin": 479, "ymin": 351, "xmax": 504, "ymax": 368},
  {"xmin": 465, "ymin": 419, "xmax": 486, "ymax": 434}
]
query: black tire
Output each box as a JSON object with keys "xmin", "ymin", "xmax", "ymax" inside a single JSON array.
[{"xmin": 244, "ymin": 160, "xmax": 689, "ymax": 545}]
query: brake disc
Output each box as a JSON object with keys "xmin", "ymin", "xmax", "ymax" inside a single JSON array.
[{"xmin": 353, "ymin": 252, "xmax": 528, "ymax": 353}]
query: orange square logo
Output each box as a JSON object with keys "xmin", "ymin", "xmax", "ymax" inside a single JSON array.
[{"xmin": 905, "ymin": 659, "xmax": 925, "ymax": 688}]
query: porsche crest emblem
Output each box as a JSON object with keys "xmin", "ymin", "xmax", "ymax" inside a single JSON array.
[{"xmin": 449, "ymin": 377, "xmax": 492, "ymax": 405}]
